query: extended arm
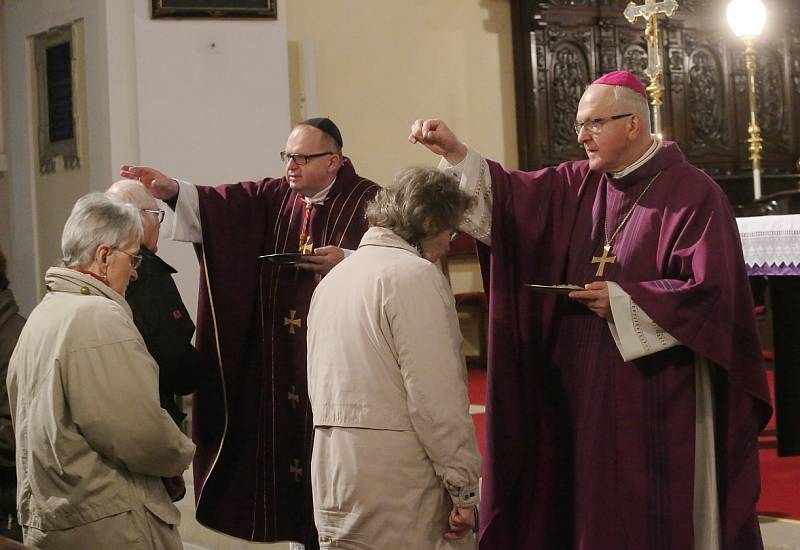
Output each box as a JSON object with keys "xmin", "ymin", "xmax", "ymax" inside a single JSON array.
[{"xmin": 120, "ymin": 165, "xmax": 202, "ymax": 243}]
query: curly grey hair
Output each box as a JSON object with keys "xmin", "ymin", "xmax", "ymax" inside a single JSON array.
[
  {"xmin": 61, "ymin": 192, "xmax": 143, "ymax": 269},
  {"xmin": 366, "ymin": 167, "xmax": 474, "ymax": 243}
]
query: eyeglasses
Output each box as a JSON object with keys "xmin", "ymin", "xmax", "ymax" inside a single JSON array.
[
  {"xmin": 279, "ymin": 151, "xmax": 334, "ymax": 166},
  {"xmin": 115, "ymin": 249, "xmax": 143, "ymax": 270},
  {"xmin": 574, "ymin": 113, "xmax": 633, "ymax": 136},
  {"xmin": 449, "ymin": 230, "xmax": 460, "ymax": 242},
  {"xmin": 141, "ymin": 208, "xmax": 165, "ymax": 224}
]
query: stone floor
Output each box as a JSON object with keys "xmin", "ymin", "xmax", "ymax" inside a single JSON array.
[
  {"xmin": 177, "ymin": 468, "xmax": 288, "ymax": 550},
  {"xmin": 177, "ymin": 465, "xmax": 800, "ymax": 550},
  {"xmin": 761, "ymin": 516, "xmax": 800, "ymax": 550}
]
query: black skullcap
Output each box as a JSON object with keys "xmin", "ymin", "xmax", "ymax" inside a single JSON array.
[{"xmin": 300, "ymin": 117, "xmax": 343, "ymax": 148}]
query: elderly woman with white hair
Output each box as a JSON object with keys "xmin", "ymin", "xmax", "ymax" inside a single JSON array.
[
  {"xmin": 7, "ymin": 193, "xmax": 195, "ymax": 549},
  {"xmin": 307, "ymin": 167, "xmax": 481, "ymax": 549}
]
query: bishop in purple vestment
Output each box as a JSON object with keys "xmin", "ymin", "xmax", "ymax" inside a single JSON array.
[
  {"xmin": 410, "ymin": 72, "xmax": 772, "ymax": 549},
  {"xmin": 121, "ymin": 118, "xmax": 379, "ymax": 548}
]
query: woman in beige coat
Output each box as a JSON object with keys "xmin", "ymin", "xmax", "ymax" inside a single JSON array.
[
  {"xmin": 307, "ymin": 167, "xmax": 481, "ymax": 549},
  {"xmin": 7, "ymin": 193, "xmax": 195, "ymax": 550}
]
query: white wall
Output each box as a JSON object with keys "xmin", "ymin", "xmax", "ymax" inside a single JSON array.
[
  {"xmin": 0, "ymin": 6, "xmax": 10, "ymax": 265},
  {"xmin": 130, "ymin": 0, "xmax": 290, "ymax": 321},
  {"xmin": 286, "ymin": 0, "xmax": 517, "ymax": 187},
  {"xmin": 3, "ymin": 0, "xmax": 110, "ymax": 313},
  {"xmin": 2, "ymin": 0, "xmax": 290, "ymax": 316}
]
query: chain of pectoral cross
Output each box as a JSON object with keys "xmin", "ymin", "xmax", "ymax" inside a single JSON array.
[
  {"xmin": 591, "ymin": 170, "xmax": 663, "ymax": 277},
  {"xmin": 298, "ymin": 202, "xmax": 315, "ymax": 254}
]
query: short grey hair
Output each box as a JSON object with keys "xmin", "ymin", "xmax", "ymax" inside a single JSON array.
[
  {"xmin": 61, "ymin": 193, "xmax": 143, "ymax": 269},
  {"xmin": 612, "ymin": 85, "xmax": 652, "ymax": 134},
  {"xmin": 106, "ymin": 179, "xmax": 157, "ymax": 210},
  {"xmin": 366, "ymin": 167, "xmax": 474, "ymax": 243}
]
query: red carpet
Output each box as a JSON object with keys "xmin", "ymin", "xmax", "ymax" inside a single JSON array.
[
  {"xmin": 756, "ymin": 370, "xmax": 800, "ymax": 519},
  {"xmin": 468, "ymin": 369, "xmax": 486, "ymax": 459},
  {"xmin": 467, "ymin": 368, "xmax": 800, "ymax": 520}
]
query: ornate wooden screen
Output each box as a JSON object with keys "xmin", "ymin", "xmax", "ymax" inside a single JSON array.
[{"xmin": 510, "ymin": 0, "xmax": 800, "ymax": 203}]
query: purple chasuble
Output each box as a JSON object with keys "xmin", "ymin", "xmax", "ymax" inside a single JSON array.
[
  {"xmin": 191, "ymin": 159, "xmax": 378, "ymax": 545},
  {"xmin": 478, "ymin": 143, "xmax": 772, "ymax": 549}
]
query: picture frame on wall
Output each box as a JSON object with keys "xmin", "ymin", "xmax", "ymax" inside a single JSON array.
[
  {"xmin": 151, "ymin": 0, "xmax": 277, "ymax": 19},
  {"xmin": 34, "ymin": 23, "xmax": 82, "ymax": 175}
]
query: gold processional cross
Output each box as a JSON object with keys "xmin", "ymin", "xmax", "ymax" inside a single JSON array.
[
  {"xmin": 623, "ymin": 0, "xmax": 679, "ymax": 136},
  {"xmin": 283, "ymin": 309, "xmax": 302, "ymax": 334},
  {"xmin": 591, "ymin": 244, "xmax": 616, "ymax": 277}
]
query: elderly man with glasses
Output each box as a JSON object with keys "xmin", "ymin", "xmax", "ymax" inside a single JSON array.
[
  {"xmin": 119, "ymin": 118, "xmax": 378, "ymax": 550},
  {"xmin": 107, "ymin": 180, "xmax": 199, "ymax": 432},
  {"xmin": 410, "ymin": 71, "xmax": 771, "ymax": 550}
]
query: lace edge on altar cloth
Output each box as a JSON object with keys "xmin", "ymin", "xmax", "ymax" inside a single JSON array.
[{"xmin": 737, "ymin": 215, "xmax": 800, "ymax": 269}]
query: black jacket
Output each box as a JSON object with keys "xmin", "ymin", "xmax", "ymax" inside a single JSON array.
[{"xmin": 126, "ymin": 249, "xmax": 199, "ymax": 425}]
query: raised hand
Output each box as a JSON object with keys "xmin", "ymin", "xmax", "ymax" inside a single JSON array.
[
  {"xmin": 120, "ymin": 165, "xmax": 179, "ymax": 201},
  {"xmin": 408, "ymin": 119, "xmax": 468, "ymax": 165}
]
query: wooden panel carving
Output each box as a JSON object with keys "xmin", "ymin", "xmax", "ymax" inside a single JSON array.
[
  {"xmin": 543, "ymin": 25, "xmax": 596, "ymax": 159},
  {"xmin": 688, "ymin": 49, "xmax": 724, "ymax": 149},
  {"xmin": 757, "ymin": 52, "xmax": 788, "ymax": 152},
  {"xmin": 551, "ymin": 45, "xmax": 590, "ymax": 154},
  {"xmin": 618, "ymin": 28, "xmax": 649, "ymax": 85},
  {"xmin": 512, "ymin": 0, "xmax": 800, "ymax": 203}
]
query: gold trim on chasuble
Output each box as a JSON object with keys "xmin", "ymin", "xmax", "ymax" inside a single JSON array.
[
  {"xmin": 268, "ymin": 179, "xmax": 377, "ymax": 531},
  {"xmin": 193, "ymin": 180, "xmax": 378, "ymax": 539},
  {"xmin": 194, "ymin": 248, "xmax": 230, "ymax": 517},
  {"xmin": 321, "ymin": 179, "xmax": 375, "ymax": 247},
  {"xmin": 267, "ymin": 185, "xmax": 295, "ymax": 534}
]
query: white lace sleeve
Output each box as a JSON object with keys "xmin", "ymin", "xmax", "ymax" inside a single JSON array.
[
  {"xmin": 606, "ymin": 281, "xmax": 680, "ymax": 361},
  {"xmin": 169, "ymin": 179, "xmax": 202, "ymax": 244},
  {"xmin": 438, "ymin": 147, "xmax": 492, "ymax": 246}
]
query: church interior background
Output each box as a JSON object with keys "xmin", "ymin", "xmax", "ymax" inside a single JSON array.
[{"xmin": 0, "ymin": 0, "xmax": 797, "ymax": 548}]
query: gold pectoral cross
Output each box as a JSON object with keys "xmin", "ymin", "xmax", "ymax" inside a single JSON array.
[
  {"xmin": 591, "ymin": 244, "xmax": 616, "ymax": 277},
  {"xmin": 283, "ymin": 309, "xmax": 302, "ymax": 334},
  {"xmin": 299, "ymin": 236, "xmax": 314, "ymax": 254}
]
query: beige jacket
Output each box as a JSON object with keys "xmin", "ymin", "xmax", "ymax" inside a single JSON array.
[
  {"xmin": 7, "ymin": 268, "xmax": 195, "ymax": 549},
  {"xmin": 308, "ymin": 226, "xmax": 480, "ymax": 508}
]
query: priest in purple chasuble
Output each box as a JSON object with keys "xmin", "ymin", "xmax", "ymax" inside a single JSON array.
[
  {"xmin": 411, "ymin": 72, "xmax": 772, "ymax": 550},
  {"xmin": 120, "ymin": 118, "xmax": 379, "ymax": 548}
]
